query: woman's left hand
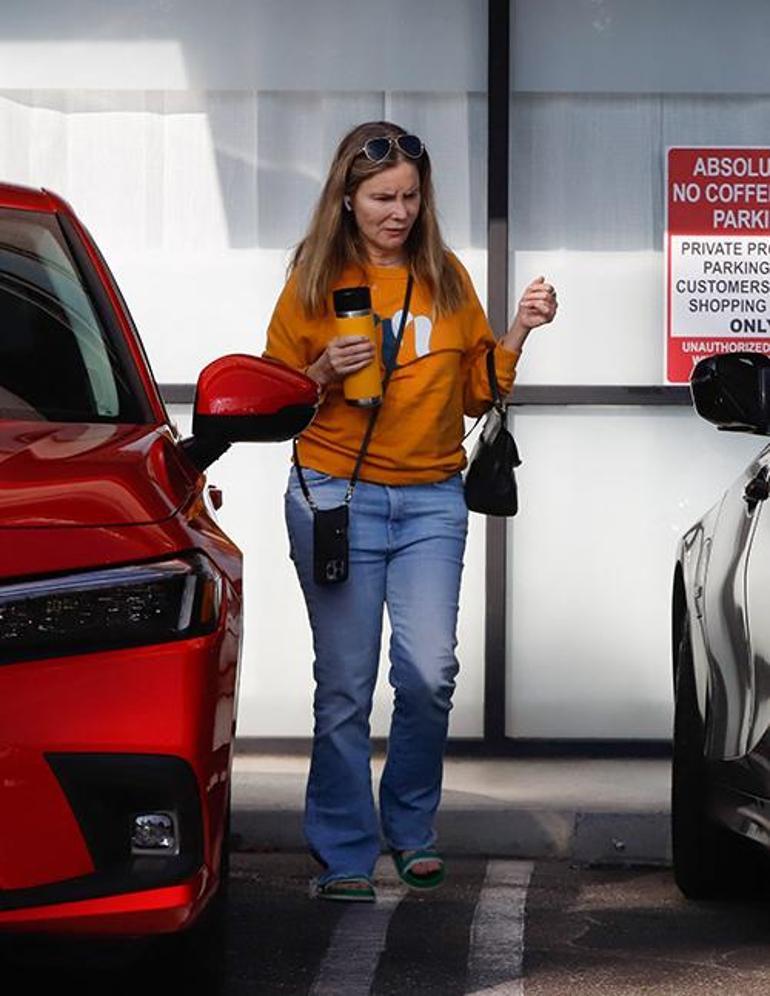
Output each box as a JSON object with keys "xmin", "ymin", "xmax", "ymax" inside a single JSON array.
[{"xmin": 501, "ymin": 276, "xmax": 558, "ymax": 352}]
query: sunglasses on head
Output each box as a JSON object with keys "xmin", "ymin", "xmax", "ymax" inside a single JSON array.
[{"xmin": 359, "ymin": 134, "xmax": 424, "ymax": 163}]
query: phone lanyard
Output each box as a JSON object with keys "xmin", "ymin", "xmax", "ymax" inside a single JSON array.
[{"xmin": 293, "ymin": 274, "xmax": 414, "ymax": 510}]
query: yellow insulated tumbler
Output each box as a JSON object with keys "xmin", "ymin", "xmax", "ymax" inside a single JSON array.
[{"xmin": 333, "ymin": 286, "xmax": 382, "ymax": 408}]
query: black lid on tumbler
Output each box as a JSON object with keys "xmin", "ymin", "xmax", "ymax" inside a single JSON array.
[{"xmin": 333, "ymin": 286, "xmax": 371, "ymax": 316}]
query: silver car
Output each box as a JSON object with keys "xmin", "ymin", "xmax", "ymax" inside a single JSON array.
[{"xmin": 673, "ymin": 351, "xmax": 770, "ymax": 897}]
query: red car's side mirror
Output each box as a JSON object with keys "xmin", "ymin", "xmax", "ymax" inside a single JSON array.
[{"xmin": 183, "ymin": 354, "xmax": 319, "ymax": 470}]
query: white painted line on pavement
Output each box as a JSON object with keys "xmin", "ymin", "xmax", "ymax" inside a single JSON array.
[
  {"xmin": 308, "ymin": 856, "xmax": 405, "ymax": 996},
  {"xmin": 466, "ymin": 859, "xmax": 534, "ymax": 996}
]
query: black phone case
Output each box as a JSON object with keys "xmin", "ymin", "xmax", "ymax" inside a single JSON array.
[{"xmin": 313, "ymin": 505, "xmax": 349, "ymax": 585}]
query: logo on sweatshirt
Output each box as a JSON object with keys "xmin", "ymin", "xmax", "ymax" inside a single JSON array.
[{"xmin": 381, "ymin": 310, "xmax": 433, "ymax": 368}]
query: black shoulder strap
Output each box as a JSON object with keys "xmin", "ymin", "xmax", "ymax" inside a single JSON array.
[
  {"xmin": 461, "ymin": 346, "xmax": 503, "ymax": 443},
  {"xmin": 294, "ymin": 274, "xmax": 414, "ymax": 509},
  {"xmin": 486, "ymin": 347, "xmax": 504, "ymax": 410}
]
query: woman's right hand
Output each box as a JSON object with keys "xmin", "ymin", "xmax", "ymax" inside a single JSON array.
[{"xmin": 307, "ymin": 336, "xmax": 376, "ymax": 388}]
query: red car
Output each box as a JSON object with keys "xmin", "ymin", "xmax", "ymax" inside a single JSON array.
[{"xmin": 0, "ymin": 183, "xmax": 317, "ymax": 937}]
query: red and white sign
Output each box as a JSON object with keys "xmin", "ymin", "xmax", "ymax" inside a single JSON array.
[{"xmin": 666, "ymin": 147, "xmax": 770, "ymax": 383}]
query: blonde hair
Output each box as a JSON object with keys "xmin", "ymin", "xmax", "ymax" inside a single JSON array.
[{"xmin": 290, "ymin": 121, "xmax": 465, "ymax": 318}]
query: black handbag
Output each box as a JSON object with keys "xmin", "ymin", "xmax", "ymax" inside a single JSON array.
[{"xmin": 464, "ymin": 349, "xmax": 521, "ymax": 516}]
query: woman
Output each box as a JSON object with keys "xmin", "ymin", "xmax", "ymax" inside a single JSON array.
[{"xmin": 265, "ymin": 121, "xmax": 556, "ymax": 901}]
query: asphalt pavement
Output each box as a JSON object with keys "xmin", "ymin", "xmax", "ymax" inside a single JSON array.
[{"xmin": 6, "ymin": 855, "xmax": 770, "ymax": 995}]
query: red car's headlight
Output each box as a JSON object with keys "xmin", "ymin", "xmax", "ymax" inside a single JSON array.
[{"xmin": 0, "ymin": 552, "xmax": 222, "ymax": 664}]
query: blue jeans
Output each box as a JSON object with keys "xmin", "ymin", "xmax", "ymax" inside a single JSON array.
[{"xmin": 284, "ymin": 467, "xmax": 468, "ymax": 883}]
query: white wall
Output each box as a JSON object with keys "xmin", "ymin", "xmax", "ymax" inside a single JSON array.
[
  {"xmin": 0, "ymin": 1, "xmax": 489, "ymax": 737},
  {"xmin": 504, "ymin": 2, "xmax": 770, "ymax": 738},
  {"xmin": 0, "ymin": 87, "xmax": 486, "ymax": 383},
  {"xmin": 0, "ymin": 0, "xmax": 485, "ymax": 92},
  {"xmin": 513, "ymin": 0, "xmax": 770, "ymax": 94},
  {"xmin": 505, "ymin": 407, "xmax": 762, "ymax": 738}
]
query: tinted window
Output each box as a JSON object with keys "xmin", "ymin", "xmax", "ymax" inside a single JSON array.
[{"xmin": 0, "ymin": 208, "xmax": 148, "ymax": 423}]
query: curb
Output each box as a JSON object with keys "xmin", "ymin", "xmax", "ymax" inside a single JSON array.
[{"xmin": 231, "ymin": 806, "xmax": 672, "ymax": 867}]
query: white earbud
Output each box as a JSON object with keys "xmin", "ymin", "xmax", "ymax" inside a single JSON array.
[{"xmin": 343, "ymin": 196, "xmax": 352, "ymax": 211}]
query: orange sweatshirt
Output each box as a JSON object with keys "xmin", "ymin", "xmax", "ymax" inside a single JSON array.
[{"xmin": 264, "ymin": 258, "xmax": 519, "ymax": 485}]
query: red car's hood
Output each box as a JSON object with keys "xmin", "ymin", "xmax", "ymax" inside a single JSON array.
[{"xmin": 0, "ymin": 422, "xmax": 199, "ymax": 528}]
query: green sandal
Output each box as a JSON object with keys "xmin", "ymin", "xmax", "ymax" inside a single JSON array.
[
  {"xmin": 392, "ymin": 849, "xmax": 446, "ymax": 891},
  {"xmin": 311, "ymin": 876, "xmax": 376, "ymax": 902}
]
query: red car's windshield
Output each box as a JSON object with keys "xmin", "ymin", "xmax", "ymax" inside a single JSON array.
[{"xmin": 0, "ymin": 207, "xmax": 149, "ymax": 424}]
